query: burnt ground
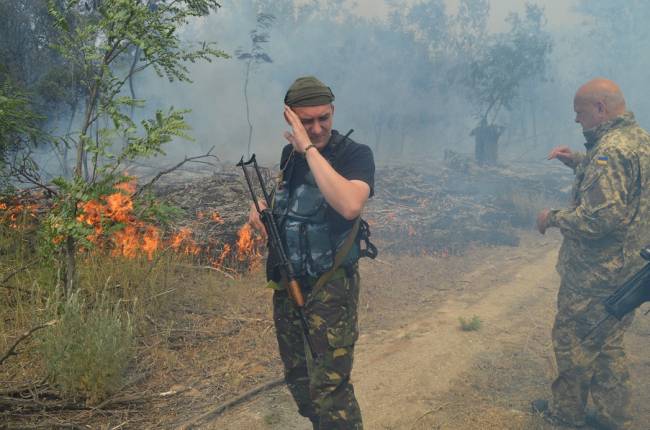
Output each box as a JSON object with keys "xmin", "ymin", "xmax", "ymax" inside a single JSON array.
[
  {"xmin": 188, "ymin": 231, "xmax": 650, "ymax": 430},
  {"xmin": 81, "ymin": 229, "xmax": 648, "ymax": 429}
]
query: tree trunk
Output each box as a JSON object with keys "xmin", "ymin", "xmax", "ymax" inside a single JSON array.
[
  {"xmin": 63, "ymin": 235, "xmax": 76, "ymax": 297},
  {"xmin": 473, "ymin": 123, "xmax": 502, "ymax": 166}
]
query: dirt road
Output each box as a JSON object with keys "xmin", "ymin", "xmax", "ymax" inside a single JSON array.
[{"xmin": 203, "ymin": 233, "xmax": 650, "ymax": 429}]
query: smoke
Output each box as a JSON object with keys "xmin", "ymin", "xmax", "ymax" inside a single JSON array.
[{"xmin": 35, "ymin": 0, "xmax": 650, "ymax": 174}]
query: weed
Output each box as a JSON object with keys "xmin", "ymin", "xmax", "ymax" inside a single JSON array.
[
  {"xmin": 459, "ymin": 315, "xmax": 482, "ymax": 331},
  {"xmin": 1, "ymin": 217, "xmax": 180, "ymax": 403},
  {"xmin": 263, "ymin": 411, "xmax": 282, "ymax": 426},
  {"xmin": 40, "ymin": 291, "xmax": 134, "ymax": 404}
]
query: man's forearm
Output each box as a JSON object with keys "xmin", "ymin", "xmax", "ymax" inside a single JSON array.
[
  {"xmin": 305, "ymin": 149, "xmax": 369, "ymax": 220},
  {"xmin": 548, "ymin": 205, "xmax": 622, "ymax": 240},
  {"xmin": 571, "ymin": 152, "xmax": 586, "ymax": 172}
]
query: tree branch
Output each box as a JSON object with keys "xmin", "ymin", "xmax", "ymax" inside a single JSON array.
[
  {"xmin": 131, "ymin": 147, "xmax": 219, "ymax": 199},
  {"xmin": 0, "ymin": 320, "xmax": 58, "ymax": 366},
  {"xmin": 1, "ymin": 260, "xmax": 40, "ymax": 293}
]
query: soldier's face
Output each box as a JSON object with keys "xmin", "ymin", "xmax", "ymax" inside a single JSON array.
[
  {"xmin": 291, "ymin": 104, "xmax": 334, "ymax": 147},
  {"xmin": 574, "ymin": 97, "xmax": 605, "ymax": 131}
]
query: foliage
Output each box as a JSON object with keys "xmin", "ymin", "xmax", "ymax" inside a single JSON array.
[
  {"xmin": 40, "ymin": 290, "xmax": 133, "ymax": 404},
  {"xmin": 0, "ymin": 1, "xmax": 77, "ymax": 168},
  {"xmin": 459, "ymin": 315, "xmax": 482, "ymax": 331},
  {"xmin": 0, "ymin": 78, "xmax": 44, "ymax": 163},
  {"xmin": 21, "ymin": 0, "xmax": 228, "ymax": 294},
  {"xmin": 0, "ymin": 213, "xmax": 180, "ymax": 403},
  {"xmin": 462, "ymin": 4, "xmax": 552, "ymax": 124}
]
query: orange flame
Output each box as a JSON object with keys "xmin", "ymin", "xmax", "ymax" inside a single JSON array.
[
  {"xmin": 211, "ymin": 211, "xmax": 224, "ymax": 224},
  {"xmin": 76, "ymin": 179, "xmax": 161, "ymax": 260},
  {"xmin": 0, "ymin": 200, "xmax": 40, "ymax": 229},
  {"xmin": 209, "ymin": 223, "xmax": 265, "ymax": 272},
  {"xmin": 170, "ymin": 227, "xmax": 200, "ymax": 256},
  {"xmin": 213, "ymin": 243, "xmax": 232, "ymax": 268}
]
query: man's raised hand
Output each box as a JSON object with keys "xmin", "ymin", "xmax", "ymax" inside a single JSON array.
[{"xmin": 548, "ymin": 146, "xmax": 577, "ymax": 168}]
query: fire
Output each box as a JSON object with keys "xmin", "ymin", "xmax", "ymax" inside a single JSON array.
[
  {"xmin": 0, "ymin": 200, "xmax": 40, "ymax": 229},
  {"xmin": 170, "ymin": 227, "xmax": 200, "ymax": 256},
  {"xmin": 213, "ymin": 243, "xmax": 231, "ymax": 268},
  {"xmin": 236, "ymin": 223, "xmax": 260, "ymax": 261},
  {"xmin": 2, "ymin": 186, "xmax": 266, "ymax": 274},
  {"xmin": 211, "ymin": 211, "xmax": 224, "ymax": 224},
  {"xmin": 209, "ymin": 223, "xmax": 265, "ymax": 271},
  {"xmin": 76, "ymin": 179, "xmax": 162, "ymax": 259}
]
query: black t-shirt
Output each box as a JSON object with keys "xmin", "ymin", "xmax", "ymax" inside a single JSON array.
[{"xmin": 279, "ymin": 129, "xmax": 375, "ymax": 235}]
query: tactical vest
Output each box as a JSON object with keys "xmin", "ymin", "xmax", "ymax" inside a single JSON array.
[{"xmin": 271, "ymin": 130, "xmax": 376, "ymax": 278}]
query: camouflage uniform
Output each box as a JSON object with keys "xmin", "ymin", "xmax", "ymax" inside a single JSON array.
[
  {"xmin": 273, "ymin": 268, "xmax": 362, "ymax": 429},
  {"xmin": 546, "ymin": 112, "xmax": 650, "ymax": 429}
]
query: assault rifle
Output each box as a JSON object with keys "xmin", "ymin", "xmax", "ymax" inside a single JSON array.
[
  {"xmin": 237, "ymin": 154, "xmax": 317, "ymax": 359},
  {"xmin": 582, "ymin": 244, "xmax": 650, "ymax": 341}
]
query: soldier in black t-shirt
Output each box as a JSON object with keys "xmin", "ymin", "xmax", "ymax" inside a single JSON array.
[{"xmin": 249, "ymin": 76, "xmax": 374, "ymax": 430}]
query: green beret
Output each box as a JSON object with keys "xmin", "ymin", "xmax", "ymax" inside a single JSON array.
[{"xmin": 284, "ymin": 76, "xmax": 335, "ymax": 107}]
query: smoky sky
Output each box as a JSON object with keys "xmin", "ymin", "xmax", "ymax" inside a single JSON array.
[{"xmin": 127, "ymin": 0, "xmax": 649, "ymax": 168}]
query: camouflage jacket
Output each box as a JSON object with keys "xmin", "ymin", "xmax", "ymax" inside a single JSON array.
[{"xmin": 549, "ymin": 112, "xmax": 650, "ymax": 293}]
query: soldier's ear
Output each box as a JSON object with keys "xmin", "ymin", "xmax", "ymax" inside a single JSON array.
[
  {"xmin": 596, "ymin": 100, "xmax": 606, "ymax": 114},
  {"xmin": 331, "ymin": 104, "xmax": 335, "ymax": 116}
]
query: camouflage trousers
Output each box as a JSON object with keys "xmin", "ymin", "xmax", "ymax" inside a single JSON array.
[
  {"xmin": 551, "ymin": 277, "xmax": 634, "ymax": 429},
  {"xmin": 273, "ymin": 268, "xmax": 362, "ymax": 430}
]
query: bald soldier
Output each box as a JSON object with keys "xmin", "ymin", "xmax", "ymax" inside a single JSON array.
[
  {"xmin": 249, "ymin": 76, "xmax": 375, "ymax": 429},
  {"xmin": 535, "ymin": 78, "xmax": 650, "ymax": 429}
]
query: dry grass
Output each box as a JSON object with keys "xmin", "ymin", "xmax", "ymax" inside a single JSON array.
[{"xmin": 0, "ymin": 216, "xmax": 194, "ymax": 412}]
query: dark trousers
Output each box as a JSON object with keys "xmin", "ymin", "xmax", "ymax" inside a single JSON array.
[{"xmin": 273, "ymin": 270, "xmax": 363, "ymax": 430}]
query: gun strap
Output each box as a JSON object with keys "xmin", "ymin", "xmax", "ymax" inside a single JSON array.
[{"xmin": 310, "ymin": 217, "xmax": 361, "ymax": 296}]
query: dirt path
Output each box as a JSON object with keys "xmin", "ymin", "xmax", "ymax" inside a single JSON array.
[{"xmin": 202, "ymin": 235, "xmax": 650, "ymax": 430}]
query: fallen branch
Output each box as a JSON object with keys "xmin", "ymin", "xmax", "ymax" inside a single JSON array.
[
  {"xmin": 2, "ymin": 420, "xmax": 88, "ymax": 430},
  {"xmin": 92, "ymin": 385, "xmax": 191, "ymax": 410},
  {"xmin": 132, "ymin": 148, "xmax": 219, "ymax": 199},
  {"xmin": 1, "ymin": 260, "xmax": 40, "ymax": 292},
  {"xmin": 175, "ymin": 263, "xmax": 236, "ymax": 280},
  {"xmin": 0, "ymin": 380, "xmax": 48, "ymax": 397},
  {"xmin": 0, "ymin": 320, "xmax": 58, "ymax": 366},
  {"xmin": 176, "ymin": 377, "xmax": 285, "ymax": 429}
]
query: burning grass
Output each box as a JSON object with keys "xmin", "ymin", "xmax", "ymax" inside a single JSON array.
[{"xmin": 0, "ymin": 181, "xmax": 267, "ymax": 424}]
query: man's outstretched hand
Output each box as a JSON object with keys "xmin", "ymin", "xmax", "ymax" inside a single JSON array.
[{"xmin": 548, "ymin": 146, "xmax": 578, "ymax": 168}]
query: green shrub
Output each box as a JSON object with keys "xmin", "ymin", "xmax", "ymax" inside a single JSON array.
[
  {"xmin": 459, "ymin": 315, "xmax": 482, "ymax": 331},
  {"xmin": 41, "ymin": 291, "xmax": 134, "ymax": 404}
]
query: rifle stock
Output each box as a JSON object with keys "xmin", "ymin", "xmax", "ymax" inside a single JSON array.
[
  {"xmin": 604, "ymin": 263, "xmax": 650, "ymax": 320},
  {"xmin": 582, "ymin": 245, "xmax": 650, "ymax": 341}
]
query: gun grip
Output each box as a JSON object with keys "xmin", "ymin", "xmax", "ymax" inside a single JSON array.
[{"xmin": 287, "ymin": 279, "xmax": 305, "ymax": 307}]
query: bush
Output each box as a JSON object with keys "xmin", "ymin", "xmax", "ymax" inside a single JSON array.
[
  {"xmin": 459, "ymin": 315, "xmax": 482, "ymax": 331},
  {"xmin": 41, "ymin": 291, "xmax": 134, "ymax": 404}
]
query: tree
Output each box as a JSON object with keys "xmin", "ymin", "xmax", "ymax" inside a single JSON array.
[
  {"xmin": 0, "ymin": 78, "xmax": 44, "ymax": 190},
  {"xmin": 10, "ymin": 0, "xmax": 227, "ymax": 295},
  {"xmin": 461, "ymin": 4, "xmax": 551, "ymax": 165},
  {"xmin": 235, "ymin": 12, "xmax": 274, "ymax": 157},
  {"xmin": 0, "ymin": 1, "xmax": 76, "ymax": 174}
]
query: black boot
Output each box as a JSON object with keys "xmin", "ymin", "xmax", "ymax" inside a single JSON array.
[
  {"xmin": 585, "ymin": 412, "xmax": 617, "ymax": 430},
  {"xmin": 531, "ymin": 399, "xmax": 585, "ymax": 428},
  {"xmin": 309, "ymin": 416, "xmax": 320, "ymax": 430}
]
